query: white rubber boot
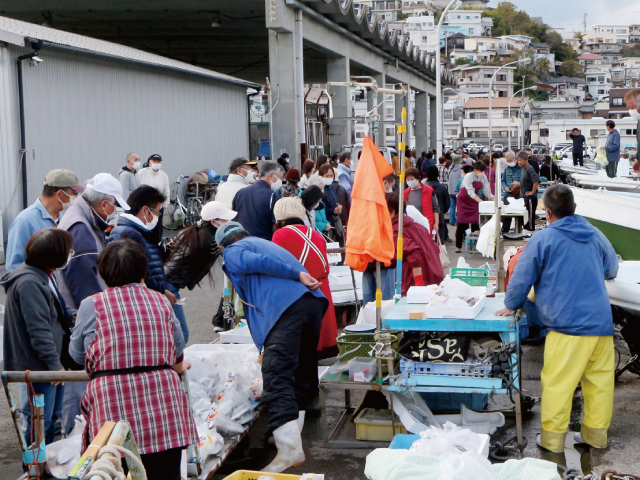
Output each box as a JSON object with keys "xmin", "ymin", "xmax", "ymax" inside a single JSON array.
[
  {"xmin": 297, "ymin": 411, "xmax": 306, "ymax": 433},
  {"xmin": 262, "ymin": 420, "xmax": 305, "ymax": 473}
]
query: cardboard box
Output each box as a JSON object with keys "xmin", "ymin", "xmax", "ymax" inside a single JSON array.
[{"xmin": 409, "ymin": 310, "xmax": 425, "ymax": 320}]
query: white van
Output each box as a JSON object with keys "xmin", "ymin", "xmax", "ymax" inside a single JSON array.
[{"xmin": 342, "ymin": 144, "xmax": 398, "ymax": 173}]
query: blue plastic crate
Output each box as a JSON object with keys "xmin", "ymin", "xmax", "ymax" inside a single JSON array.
[
  {"xmin": 389, "ymin": 434, "xmax": 420, "ymax": 450},
  {"xmin": 399, "ymin": 358, "xmax": 492, "ymax": 378}
]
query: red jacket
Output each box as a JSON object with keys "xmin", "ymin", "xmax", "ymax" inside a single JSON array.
[
  {"xmin": 392, "ymin": 215, "xmax": 445, "ymax": 295},
  {"xmin": 404, "ymin": 184, "xmax": 436, "ymax": 231}
]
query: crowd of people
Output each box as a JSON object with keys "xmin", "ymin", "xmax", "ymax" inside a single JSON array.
[{"xmin": 0, "ymin": 141, "xmax": 590, "ymax": 475}]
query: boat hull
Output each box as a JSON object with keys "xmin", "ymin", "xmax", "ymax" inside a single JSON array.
[{"xmin": 572, "ymin": 187, "xmax": 640, "ymax": 261}]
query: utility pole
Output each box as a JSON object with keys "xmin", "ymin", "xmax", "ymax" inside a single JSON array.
[{"xmin": 583, "ymin": 13, "xmax": 587, "ymax": 35}]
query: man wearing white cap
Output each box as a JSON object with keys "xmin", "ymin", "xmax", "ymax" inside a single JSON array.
[
  {"xmin": 54, "ymin": 173, "xmax": 130, "ymax": 310},
  {"xmin": 6, "ymin": 168, "xmax": 85, "ymax": 271}
]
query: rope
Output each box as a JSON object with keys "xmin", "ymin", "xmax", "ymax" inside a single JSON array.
[
  {"xmin": 24, "ymin": 370, "xmax": 42, "ymax": 480},
  {"xmin": 88, "ymin": 445, "xmax": 147, "ymax": 480}
]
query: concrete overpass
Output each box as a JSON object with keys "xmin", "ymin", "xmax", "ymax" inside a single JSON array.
[{"xmin": 0, "ymin": 0, "xmax": 456, "ymax": 160}]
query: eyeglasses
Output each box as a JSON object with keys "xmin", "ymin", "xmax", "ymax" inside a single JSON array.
[{"xmin": 147, "ymin": 206, "xmax": 161, "ymax": 217}]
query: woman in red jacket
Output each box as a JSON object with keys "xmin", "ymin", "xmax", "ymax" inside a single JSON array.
[
  {"xmin": 403, "ymin": 168, "xmax": 439, "ymax": 237},
  {"xmin": 272, "ymin": 197, "xmax": 338, "ymax": 360},
  {"xmin": 386, "ymin": 192, "xmax": 445, "ymax": 295}
]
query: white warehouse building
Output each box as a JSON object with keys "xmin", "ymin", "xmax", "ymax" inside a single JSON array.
[{"xmin": 0, "ymin": 16, "xmax": 258, "ymax": 245}]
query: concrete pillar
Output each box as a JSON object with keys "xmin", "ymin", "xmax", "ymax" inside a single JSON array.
[
  {"xmin": 327, "ymin": 56, "xmax": 352, "ymax": 152},
  {"xmin": 366, "ymin": 72, "xmax": 386, "ymax": 147},
  {"xmin": 429, "ymin": 94, "xmax": 437, "ymax": 153},
  {"xmin": 269, "ymin": 30, "xmax": 299, "ymax": 163},
  {"xmin": 414, "ymin": 91, "xmax": 429, "ymax": 156}
]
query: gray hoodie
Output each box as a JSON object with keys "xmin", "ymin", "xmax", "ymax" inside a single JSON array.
[
  {"xmin": 0, "ymin": 264, "xmax": 64, "ymax": 371},
  {"xmin": 447, "ymin": 164, "xmax": 463, "ymax": 196},
  {"xmin": 119, "ymin": 166, "xmax": 139, "ymax": 201}
]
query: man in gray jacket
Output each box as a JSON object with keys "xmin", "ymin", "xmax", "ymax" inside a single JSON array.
[{"xmin": 119, "ymin": 152, "xmax": 141, "ymax": 201}]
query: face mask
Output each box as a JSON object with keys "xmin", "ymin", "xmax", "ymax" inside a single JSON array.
[
  {"xmin": 385, "ymin": 187, "xmax": 393, "ymax": 193},
  {"xmin": 271, "ymin": 176, "xmax": 282, "ymax": 192},
  {"xmin": 132, "ymin": 161, "xmax": 141, "ymax": 170},
  {"xmin": 150, "ymin": 162, "xmax": 161, "ymax": 172},
  {"xmin": 629, "ymin": 109, "xmax": 640, "ymax": 121},
  {"xmin": 145, "ymin": 207, "xmax": 160, "ymax": 230},
  {"xmin": 105, "ymin": 202, "xmax": 117, "ymax": 223},
  {"xmin": 312, "ymin": 202, "xmax": 321, "ymax": 210},
  {"xmin": 59, "ymin": 190, "xmax": 76, "ymax": 212},
  {"xmin": 506, "ymin": 162, "xmax": 515, "ymax": 167},
  {"xmin": 407, "ymin": 179, "xmax": 419, "ymax": 189},
  {"xmin": 322, "ymin": 177, "xmax": 333, "ymax": 186},
  {"xmin": 241, "ymin": 169, "xmax": 255, "ymax": 185}
]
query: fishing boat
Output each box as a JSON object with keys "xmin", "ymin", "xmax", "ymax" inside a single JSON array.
[
  {"xmin": 571, "ymin": 173, "xmax": 640, "ymax": 193},
  {"xmin": 607, "ymin": 261, "xmax": 640, "ymax": 312},
  {"xmin": 572, "ymin": 187, "xmax": 640, "ymax": 261}
]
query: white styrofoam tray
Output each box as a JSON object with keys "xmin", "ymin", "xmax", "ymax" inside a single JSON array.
[
  {"xmin": 218, "ymin": 325, "xmax": 254, "ymax": 344},
  {"xmin": 423, "ymin": 295, "xmax": 486, "ymax": 319},
  {"xmin": 185, "ymin": 343, "xmax": 257, "ymax": 353}
]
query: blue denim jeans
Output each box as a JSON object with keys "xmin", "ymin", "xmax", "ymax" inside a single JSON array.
[
  {"xmin": 25, "ymin": 383, "xmax": 65, "ymax": 445},
  {"xmin": 362, "ymin": 268, "xmax": 396, "ymax": 308},
  {"xmin": 166, "ymin": 281, "xmax": 189, "ymax": 344},
  {"xmin": 449, "ymin": 194, "xmax": 457, "ymax": 225}
]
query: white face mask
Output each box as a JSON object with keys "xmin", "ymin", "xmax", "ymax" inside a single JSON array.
[
  {"xmin": 132, "ymin": 161, "xmax": 141, "ymax": 170},
  {"xmin": 322, "ymin": 177, "xmax": 334, "ymax": 186},
  {"xmin": 384, "ymin": 184, "xmax": 393, "ymax": 193},
  {"xmin": 150, "ymin": 162, "xmax": 161, "ymax": 172},
  {"xmin": 270, "ymin": 175, "xmax": 283, "ymax": 192},
  {"xmin": 105, "ymin": 202, "xmax": 117, "ymax": 223},
  {"xmin": 312, "ymin": 202, "xmax": 321, "ymax": 210},
  {"xmin": 506, "ymin": 162, "xmax": 516, "ymax": 167},
  {"xmin": 145, "ymin": 206, "xmax": 160, "ymax": 230},
  {"xmin": 59, "ymin": 190, "xmax": 76, "ymax": 212},
  {"xmin": 241, "ymin": 169, "xmax": 255, "ymax": 185},
  {"xmin": 407, "ymin": 179, "xmax": 419, "ymax": 189},
  {"xmin": 629, "ymin": 108, "xmax": 640, "ymax": 121}
]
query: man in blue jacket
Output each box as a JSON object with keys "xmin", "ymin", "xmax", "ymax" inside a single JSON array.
[
  {"xmin": 216, "ymin": 222, "xmax": 328, "ymax": 473},
  {"xmin": 602, "ymin": 120, "xmax": 621, "ymax": 178},
  {"xmin": 496, "ymin": 185, "xmax": 618, "ymax": 453}
]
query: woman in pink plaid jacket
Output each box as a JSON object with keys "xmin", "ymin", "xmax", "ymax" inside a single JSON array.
[{"xmin": 70, "ymin": 239, "xmax": 197, "ymax": 480}]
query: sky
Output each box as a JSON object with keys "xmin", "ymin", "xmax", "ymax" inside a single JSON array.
[{"xmin": 489, "ymin": 0, "xmax": 640, "ymax": 35}]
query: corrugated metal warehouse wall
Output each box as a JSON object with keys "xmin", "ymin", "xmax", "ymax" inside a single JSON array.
[{"xmin": 0, "ymin": 43, "xmax": 250, "ymax": 241}]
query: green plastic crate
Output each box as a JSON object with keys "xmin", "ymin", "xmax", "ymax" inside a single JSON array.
[{"xmin": 450, "ymin": 267, "xmax": 489, "ymax": 286}]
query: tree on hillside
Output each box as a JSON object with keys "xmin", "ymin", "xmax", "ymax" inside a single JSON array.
[
  {"xmin": 546, "ymin": 31, "xmax": 578, "ymax": 62},
  {"xmin": 559, "ymin": 60, "xmax": 585, "ymax": 79},
  {"xmin": 482, "ymin": 2, "xmax": 546, "ymax": 42},
  {"xmin": 537, "ymin": 58, "xmax": 552, "ymax": 75}
]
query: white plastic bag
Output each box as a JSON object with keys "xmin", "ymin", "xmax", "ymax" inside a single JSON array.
[
  {"xmin": 438, "ymin": 452, "xmax": 499, "ymax": 480},
  {"xmin": 410, "ymin": 422, "xmax": 481, "ymax": 457},
  {"xmin": 196, "ymin": 423, "xmax": 224, "ymax": 458},
  {"xmin": 439, "ymin": 278, "xmax": 473, "ymax": 300},
  {"xmin": 594, "ymin": 147, "xmax": 608, "ymax": 166},
  {"xmin": 45, "ymin": 416, "xmax": 85, "ymax": 479},
  {"xmin": 406, "ymin": 205, "xmax": 431, "ymax": 233}
]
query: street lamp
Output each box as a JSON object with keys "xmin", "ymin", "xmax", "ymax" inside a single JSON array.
[
  {"xmin": 435, "ymin": 0, "xmax": 459, "ymax": 156},
  {"xmin": 508, "ymin": 85, "xmax": 538, "ymax": 151},
  {"xmin": 488, "ymin": 57, "xmax": 530, "ymax": 155}
]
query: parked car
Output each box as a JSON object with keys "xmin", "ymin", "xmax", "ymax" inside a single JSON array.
[
  {"xmin": 344, "ymin": 144, "xmax": 397, "ymax": 171},
  {"xmin": 444, "ymin": 145, "xmax": 453, "ymax": 152},
  {"xmin": 467, "ymin": 143, "xmax": 485, "ymax": 151},
  {"xmin": 462, "ymin": 143, "xmax": 470, "ymax": 150},
  {"xmin": 493, "ymin": 144, "xmax": 504, "ymax": 151},
  {"xmin": 561, "ymin": 145, "xmax": 596, "ymax": 160},
  {"xmin": 552, "ymin": 143, "xmax": 572, "ymax": 154},
  {"xmin": 529, "ymin": 143, "xmax": 548, "ymax": 154},
  {"xmin": 624, "ymin": 146, "xmax": 637, "ymax": 156}
]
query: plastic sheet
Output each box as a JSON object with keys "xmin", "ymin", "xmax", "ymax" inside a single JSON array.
[
  {"xmin": 45, "ymin": 416, "xmax": 85, "ymax": 479},
  {"xmin": 410, "ymin": 422, "xmax": 482, "ymax": 457},
  {"xmin": 196, "ymin": 423, "xmax": 224, "ymax": 458}
]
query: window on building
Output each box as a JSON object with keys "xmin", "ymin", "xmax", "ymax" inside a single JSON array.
[
  {"xmin": 422, "ymin": 35, "xmax": 429, "ymax": 42},
  {"xmin": 444, "ymin": 111, "xmax": 453, "ymax": 120},
  {"xmin": 626, "ymin": 129, "xmax": 633, "ymax": 135},
  {"xmin": 497, "ymin": 74, "xmax": 507, "ymax": 81},
  {"xmin": 498, "ymin": 91, "xmax": 507, "ymax": 97},
  {"xmin": 484, "ymin": 74, "xmax": 492, "ymax": 78},
  {"xmin": 355, "ymin": 131, "xmax": 365, "ymax": 139},
  {"xmin": 469, "ymin": 28, "xmax": 474, "ymax": 35},
  {"xmin": 612, "ymin": 97, "xmax": 623, "ymax": 106},
  {"xmin": 598, "ymin": 76, "xmax": 605, "ymax": 82},
  {"xmin": 598, "ymin": 89, "xmax": 605, "ymax": 94}
]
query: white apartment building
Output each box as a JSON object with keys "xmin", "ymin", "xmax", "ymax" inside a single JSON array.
[
  {"xmin": 498, "ymin": 35, "xmax": 532, "ymax": 54},
  {"xmin": 406, "ymin": 16, "xmax": 437, "ymax": 52},
  {"xmin": 453, "ymin": 65, "xmax": 516, "ymax": 98},
  {"xmin": 445, "ymin": 10, "xmax": 492, "ymax": 37},
  {"xmin": 630, "ymin": 25, "xmax": 640, "ymax": 44},
  {"xmin": 566, "ymin": 38, "xmax": 582, "ymax": 53},
  {"xmin": 591, "ymin": 25, "xmax": 630, "ymax": 44},
  {"xmin": 585, "ymin": 32, "xmax": 619, "ymax": 45},
  {"xmin": 462, "ymin": 97, "xmax": 532, "ymax": 145},
  {"xmin": 401, "ymin": 1, "xmax": 435, "ymax": 18},
  {"xmin": 546, "ymin": 76, "xmax": 586, "ymax": 104},
  {"xmin": 585, "ymin": 68, "xmax": 612, "ymax": 100}
]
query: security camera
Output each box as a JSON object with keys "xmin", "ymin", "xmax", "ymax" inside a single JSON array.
[{"xmin": 32, "ymin": 56, "xmax": 43, "ymax": 63}]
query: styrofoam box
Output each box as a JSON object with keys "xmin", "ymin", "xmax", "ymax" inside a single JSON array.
[
  {"xmin": 332, "ymin": 290, "xmax": 355, "ymax": 304},
  {"xmin": 424, "ymin": 295, "xmax": 486, "ymax": 320},
  {"xmin": 184, "ymin": 343, "xmax": 257, "ymax": 354},
  {"xmin": 407, "ymin": 286, "xmax": 438, "ymax": 304},
  {"xmin": 479, "ymin": 201, "xmax": 501, "ymax": 214},
  {"xmin": 330, "ymin": 265, "xmax": 351, "ymax": 277},
  {"xmin": 353, "ymin": 271, "xmax": 363, "ymax": 289},
  {"xmin": 329, "ymin": 274, "xmax": 353, "ymax": 292},
  {"xmin": 219, "ymin": 325, "xmax": 254, "ymax": 344}
]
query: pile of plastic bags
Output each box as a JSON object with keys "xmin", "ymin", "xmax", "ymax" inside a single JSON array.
[
  {"xmin": 184, "ymin": 346, "xmax": 263, "ymax": 458},
  {"xmin": 45, "ymin": 416, "xmax": 85, "ymax": 479},
  {"xmin": 427, "ymin": 278, "xmax": 480, "ymax": 309}
]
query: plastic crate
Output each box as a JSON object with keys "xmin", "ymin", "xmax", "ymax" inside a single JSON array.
[
  {"xmin": 450, "ymin": 267, "xmax": 490, "ymax": 286},
  {"xmin": 419, "ymin": 392, "xmax": 489, "ymax": 411},
  {"xmin": 222, "ymin": 471, "xmax": 300, "ymax": 480},
  {"xmin": 354, "ymin": 408, "xmax": 408, "ymax": 441},
  {"xmin": 399, "ymin": 358, "xmax": 492, "ymax": 378}
]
